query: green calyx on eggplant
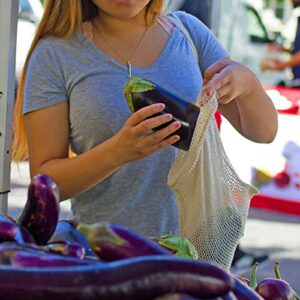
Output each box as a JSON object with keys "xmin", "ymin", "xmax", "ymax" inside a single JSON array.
[
  {"xmin": 77, "ymin": 222, "xmax": 172, "ymax": 261},
  {"xmin": 17, "ymin": 174, "xmax": 60, "ymax": 245},
  {"xmin": 44, "ymin": 241, "xmax": 86, "ymax": 259},
  {"xmin": 154, "ymin": 234, "xmax": 198, "ymax": 260},
  {"xmin": 123, "ymin": 76, "xmax": 200, "ymax": 151},
  {"xmin": 49, "ymin": 220, "xmax": 96, "ymax": 258}
]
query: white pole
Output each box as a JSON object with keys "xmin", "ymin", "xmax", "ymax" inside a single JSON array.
[{"xmin": 0, "ymin": 0, "xmax": 19, "ymax": 213}]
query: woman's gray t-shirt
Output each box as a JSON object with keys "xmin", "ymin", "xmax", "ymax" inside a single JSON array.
[{"xmin": 24, "ymin": 11, "xmax": 228, "ymax": 237}]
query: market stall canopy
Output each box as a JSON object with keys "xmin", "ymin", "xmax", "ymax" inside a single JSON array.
[{"xmin": 0, "ymin": 0, "xmax": 19, "ymax": 212}]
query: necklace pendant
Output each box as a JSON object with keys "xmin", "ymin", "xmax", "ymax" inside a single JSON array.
[{"xmin": 127, "ymin": 61, "xmax": 132, "ymax": 78}]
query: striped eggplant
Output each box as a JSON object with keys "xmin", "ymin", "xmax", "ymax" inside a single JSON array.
[
  {"xmin": 124, "ymin": 76, "xmax": 200, "ymax": 151},
  {"xmin": 0, "ymin": 242, "xmax": 92, "ymax": 267},
  {"xmin": 14, "ymin": 226, "xmax": 36, "ymax": 244},
  {"xmin": 0, "ymin": 214, "xmax": 18, "ymax": 241},
  {"xmin": 232, "ymin": 278, "xmax": 264, "ymax": 300},
  {"xmin": 154, "ymin": 293, "xmax": 202, "ymax": 300},
  {"xmin": 0, "ymin": 255, "xmax": 234, "ymax": 300},
  {"xmin": 49, "ymin": 220, "xmax": 96, "ymax": 257},
  {"xmin": 44, "ymin": 241, "xmax": 85, "ymax": 259},
  {"xmin": 17, "ymin": 174, "xmax": 60, "ymax": 245},
  {"xmin": 77, "ymin": 222, "xmax": 172, "ymax": 261}
]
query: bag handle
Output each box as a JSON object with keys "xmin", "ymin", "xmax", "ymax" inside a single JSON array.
[{"xmin": 166, "ymin": 13, "xmax": 199, "ymax": 64}]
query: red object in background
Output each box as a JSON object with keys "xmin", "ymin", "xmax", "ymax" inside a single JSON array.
[
  {"xmin": 264, "ymin": 86, "xmax": 300, "ymax": 115},
  {"xmin": 214, "ymin": 110, "xmax": 222, "ymax": 130},
  {"xmin": 274, "ymin": 171, "xmax": 290, "ymax": 188},
  {"xmin": 251, "ymin": 194, "xmax": 300, "ymax": 216}
]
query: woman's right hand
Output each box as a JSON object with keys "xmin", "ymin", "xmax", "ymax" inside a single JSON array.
[{"xmin": 112, "ymin": 103, "xmax": 181, "ymax": 165}]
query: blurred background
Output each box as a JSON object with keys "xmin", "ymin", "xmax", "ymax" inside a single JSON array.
[{"xmin": 7, "ymin": 0, "xmax": 300, "ymax": 293}]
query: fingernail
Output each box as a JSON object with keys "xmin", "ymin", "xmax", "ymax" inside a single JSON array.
[
  {"xmin": 158, "ymin": 103, "xmax": 165, "ymax": 109},
  {"xmin": 173, "ymin": 121, "xmax": 181, "ymax": 129},
  {"xmin": 173, "ymin": 135, "xmax": 180, "ymax": 141}
]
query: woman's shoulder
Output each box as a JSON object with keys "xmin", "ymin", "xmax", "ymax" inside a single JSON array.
[
  {"xmin": 170, "ymin": 10, "xmax": 207, "ymax": 28},
  {"xmin": 31, "ymin": 33, "xmax": 81, "ymax": 62}
]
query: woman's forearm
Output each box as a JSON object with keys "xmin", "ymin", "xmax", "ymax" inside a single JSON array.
[
  {"xmin": 35, "ymin": 137, "xmax": 122, "ymax": 201},
  {"xmin": 219, "ymin": 72, "xmax": 278, "ymax": 143}
]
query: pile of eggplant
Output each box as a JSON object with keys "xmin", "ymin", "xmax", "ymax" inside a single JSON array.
[{"xmin": 0, "ymin": 174, "xmax": 281, "ymax": 299}]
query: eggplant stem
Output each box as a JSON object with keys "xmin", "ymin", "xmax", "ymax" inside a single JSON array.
[
  {"xmin": 274, "ymin": 262, "xmax": 282, "ymax": 279},
  {"xmin": 249, "ymin": 262, "xmax": 259, "ymax": 289}
]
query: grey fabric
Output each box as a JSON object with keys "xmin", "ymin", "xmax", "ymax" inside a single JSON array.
[{"xmin": 23, "ymin": 11, "xmax": 228, "ymax": 237}]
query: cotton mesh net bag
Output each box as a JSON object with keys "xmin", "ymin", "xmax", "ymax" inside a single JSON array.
[{"xmin": 167, "ymin": 90, "xmax": 257, "ymax": 270}]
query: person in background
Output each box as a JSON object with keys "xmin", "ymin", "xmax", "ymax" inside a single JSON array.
[
  {"xmin": 262, "ymin": 0, "xmax": 300, "ymax": 83},
  {"xmin": 12, "ymin": 0, "xmax": 277, "ymax": 264}
]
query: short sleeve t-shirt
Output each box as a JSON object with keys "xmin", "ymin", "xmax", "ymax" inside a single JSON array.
[{"xmin": 24, "ymin": 11, "xmax": 228, "ymax": 237}]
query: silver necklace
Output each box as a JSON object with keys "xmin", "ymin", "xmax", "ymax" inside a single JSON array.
[{"xmin": 93, "ymin": 21, "xmax": 150, "ymax": 78}]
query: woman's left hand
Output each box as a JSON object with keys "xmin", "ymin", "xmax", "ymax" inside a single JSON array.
[{"xmin": 203, "ymin": 57, "xmax": 254, "ymax": 104}]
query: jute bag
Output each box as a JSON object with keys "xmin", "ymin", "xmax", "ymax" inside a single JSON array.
[{"xmin": 167, "ymin": 15, "xmax": 257, "ymax": 270}]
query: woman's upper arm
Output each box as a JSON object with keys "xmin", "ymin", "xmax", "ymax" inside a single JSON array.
[{"xmin": 24, "ymin": 101, "xmax": 69, "ymax": 177}]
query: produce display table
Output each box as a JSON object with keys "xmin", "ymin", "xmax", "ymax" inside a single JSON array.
[{"xmin": 250, "ymin": 86, "xmax": 300, "ymax": 216}]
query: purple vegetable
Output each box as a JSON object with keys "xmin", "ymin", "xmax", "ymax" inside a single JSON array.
[
  {"xmin": 124, "ymin": 76, "xmax": 200, "ymax": 151},
  {"xmin": 77, "ymin": 222, "xmax": 172, "ymax": 261},
  {"xmin": 0, "ymin": 214, "xmax": 18, "ymax": 241},
  {"xmin": 154, "ymin": 293, "xmax": 202, "ymax": 300},
  {"xmin": 17, "ymin": 174, "xmax": 60, "ymax": 245},
  {"xmin": 255, "ymin": 279, "xmax": 296, "ymax": 300},
  {"xmin": 234, "ymin": 275, "xmax": 250, "ymax": 286},
  {"xmin": 0, "ymin": 255, "xmax": 234, "ymax": 300},
  {"xmin": 232, "ymin": 277, "xmax": 264, "ymax": 300},
  {"xmin": 222, "ymin": 292, "xmax": 238, "ymax": 300},
  {"xmin": 49, "ymin": 220, "xmax": 96, "ymax": 257},
  {"xmin": 44, "ymin": 241, "xmax": 85, "ymax": 259},
  {"xmin": 14, "ymin": 226, "xmax": 36, "ymax": 244},
  {"xmin": 12, "ymin": 251, "xmax": 92, "ymax": 267},
  {"xmin": 0, "ymin": 242, "xmax": 92, "ymax": 267}
]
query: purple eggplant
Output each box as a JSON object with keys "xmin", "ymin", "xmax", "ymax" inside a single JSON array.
[
  {"xmin": 49, "ymin": 220, "xmax": 96, "ymax": 257},
  {"xmin": 255, "ymin": 279, "xmax": 296, "ymax": 300},
  {"xmin": 0, "ymin": 255, "xmax": 234, "ymax": 300},
  {"xmin": 232, "ymin": 277, "xmax": 264, "ymax": 300},
  {"xmin": 44, "ymin": 241, "xmax": 85, "ymax": 259},
  {"xmin": 124, "ymin": 76, "xmax": 200, "ymax": 151},
  {"xmin": 14, "ymin": 226, "xmax": 36, "ymax": 244},
  {"xmin": 77, "ymin": 222, "xmax": 172, "ymax": 261},
  {"xmin": 0, "ymin": 242, "xmax": 92, "ymax": 267},
  {"xmin": 17, "ymin": 174, "xmax": 60, "ymax": 245},
  {"xmin": 234, "ymin": 275, "xmax": 250, "ymax": 286},
  {"xmin": 0, "ymin": 213, "xmax": 18, "ymax": 241},
  {"xmin": 154, "ymin": 293, "xmax": 202, "ymax": 300}
]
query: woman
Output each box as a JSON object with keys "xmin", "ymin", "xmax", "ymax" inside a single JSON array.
[{"xmin": 13, "ymin": 0, "xmax": 278, "ymax": 237}]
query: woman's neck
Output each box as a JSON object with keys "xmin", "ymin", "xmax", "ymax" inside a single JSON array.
[{"xmin": 93, "ymin": 10, "xmax": 148, "ymax": 38}]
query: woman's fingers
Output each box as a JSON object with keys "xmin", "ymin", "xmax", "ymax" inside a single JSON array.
[
  {"xmin": 135, "ymin": 113, "xmax": 173, "ymax": 135},
  {"xmin": 204, "ymin": 57, "xmax": 231, "ymax": 82},
  {"xmin": 127, "ymin": 103, "xmax": 165, "ymax": 126},
  {"xmin": 215, "ymin": 83, "xmax": 233, "ymax": 104},
  {"xmin": 146, "ymin": 120, "xmax": 181, "ymax": 143},
  {"xmin": 205, "ymin": 66, "xmax": 231, "ymax": 97}
]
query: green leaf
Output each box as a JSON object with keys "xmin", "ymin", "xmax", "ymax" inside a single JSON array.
[{"xmin": 123, "ymin": 76, "xmax": 155, "ymax": 112}]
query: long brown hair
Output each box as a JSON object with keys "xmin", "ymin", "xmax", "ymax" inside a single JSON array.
[{"xmin": 12, "ymin": 0, "xmax": 165, "ymax": 161}]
